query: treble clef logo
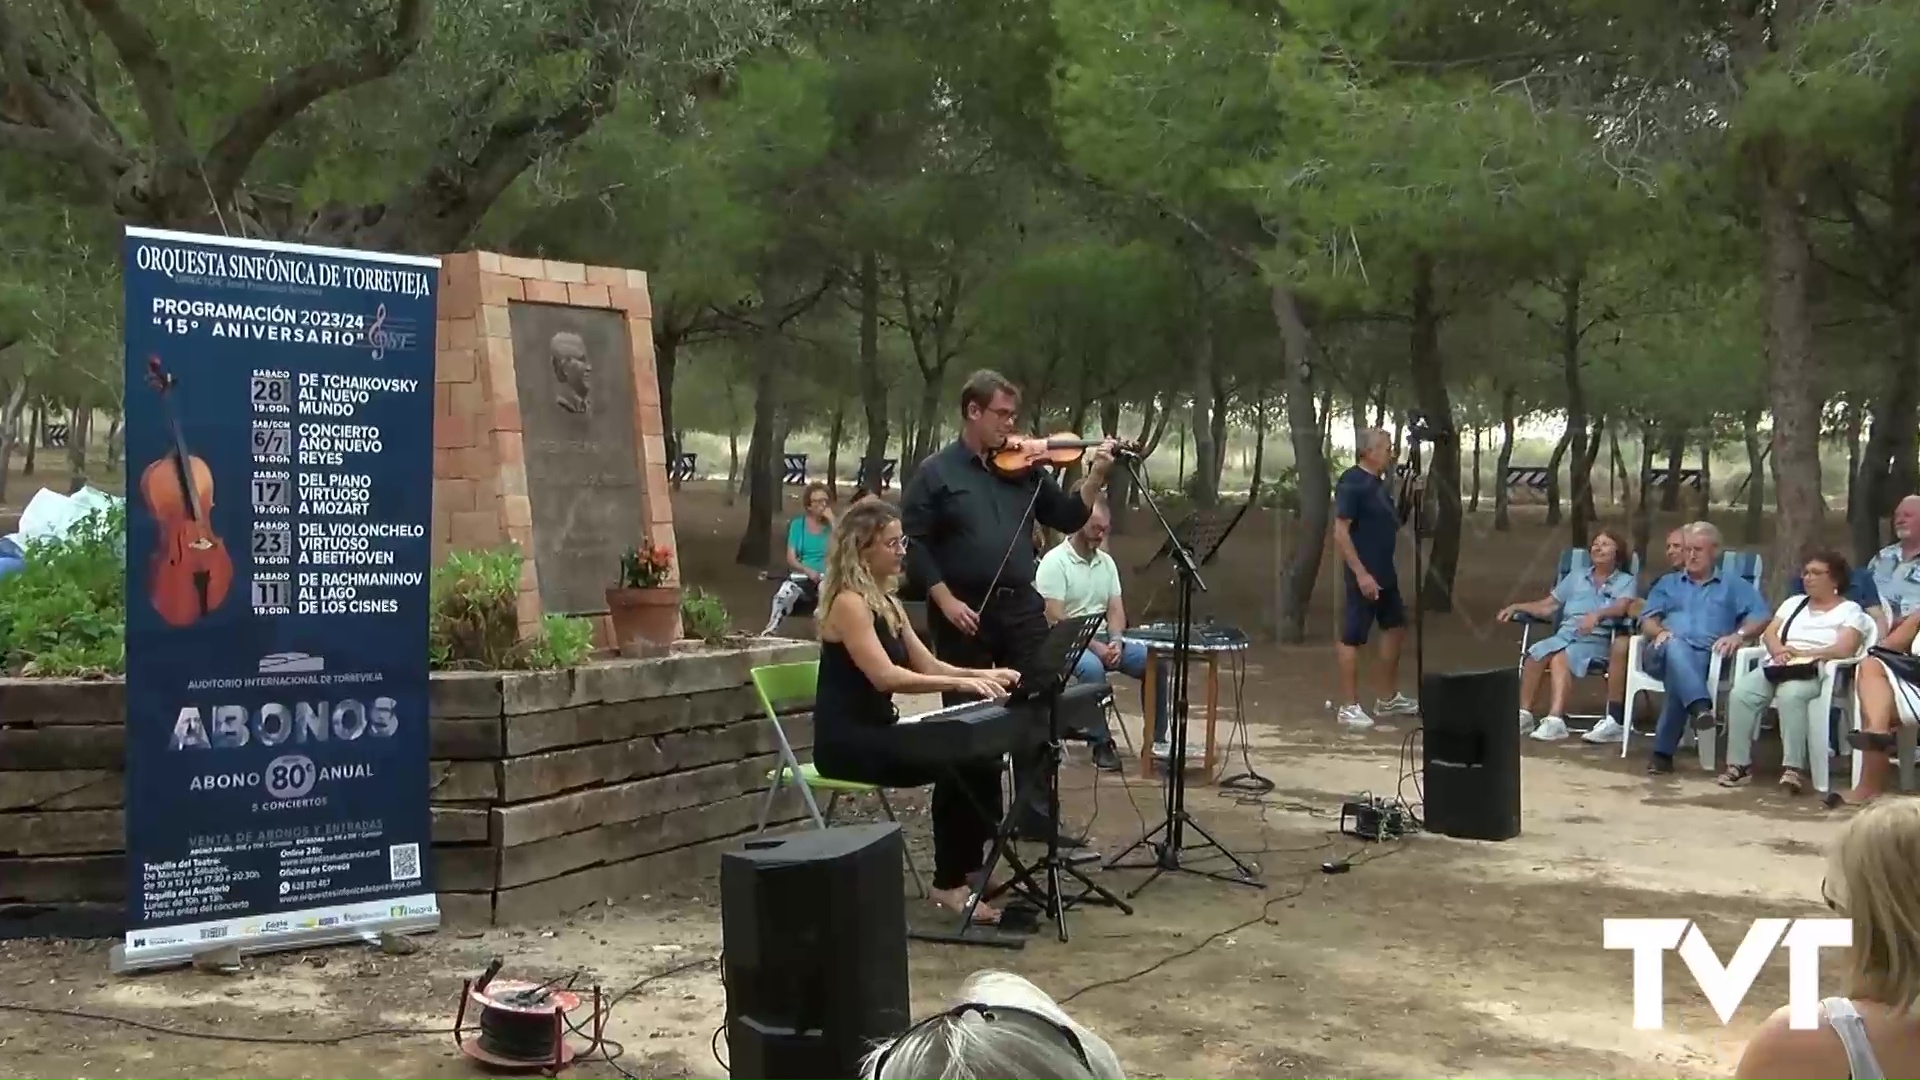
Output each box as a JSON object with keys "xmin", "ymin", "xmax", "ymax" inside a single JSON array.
[{"xmin": 367, "ymin": 304, "xmax": 390, "ymax": 360}]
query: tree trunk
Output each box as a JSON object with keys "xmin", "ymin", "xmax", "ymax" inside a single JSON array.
[
  {"xmin": 67, "ymin": 408, "xmax": 91, "ymax": 479},
  {"xmin": 1176, "ymin": 423, "xmax": 1187, "ymax": 492},
  {"xmin": 735, "ymin": 333, "xmax": 785, "ymax": 567},
  {"xmin": 23, "ymin": 405, "xmax": 40, "ymax": 476},
  {"xmin": 1559, "ymin": 271, "xmax": 1595, "ymax": 548},
  {"xmin": 1495, "ymin": 385, "xmax": 1517, "ymax": 532},
  {"xmin": 656, "ymin": 333, "xmax": 681, "ymax": 484},
  {"xmin": 1544, "ymin": 429, "xmax": 1571, "ymax": 527},
  {"xmin": 1322, "ymin": 389, "xmax": 1336, "ymax": 461},
  {"xmin": 824, "ymin": 399, "xmax": 845, "ymax": 499},
  {"xmin": 1271, "ymin": 285, "xmax": 1330, "ymax": 644},
  {"xmin": 1469, "ymin": 424, "xmax": 1482, "ymax": 513},
  {"xmin": 1759, "ymin": 139, "xmax": 1824, "ymax": 598},
  {"xmin": 1577, "ymin": 416, "xmax": 1605, "ymax": 534},
  {"xmin": 1609, "ymin": 426, "xmax": 1631, "ymax": 520},
  {"xmin": 1850, "ymin": 106, "xmax": 1920, "ymax": 565},
  {"xmin": 1248, "ymin": 387, "xmax": 1269, "ymax": 504},
  {"xmin": 1407, "ymin": 254, "xmax": 1461, "ymax": 614},
  {"xmin": 1661, "ymin": 431, "xmax": 1686, "ymax": 511},
  {"xmin": 0, "ymin": 382, "xmax": 30, "ymax": 505},
  {"xmin": 105, "ymin": 413, "xmax": 123, "ymax": 469},
  {"xmin": 1632, "ymin": 428, "xmax": 1656, "ymax": 566},
  {"xmin": 1695, "ymin": 436, "xmax": 1714, "ymax": 521},
  {"xmin": 857, "ymin": 256, "xmax": 890, "ymax": 496},
  {"xmin": 1742, "ymin": 409, "xmax": 1766, "ymax": 545},
  {"xmin": 1185, "ymin": 315, "xmax": 1219, "ymax": 508},
  {"xmin": 1102, "ymin": 399, "xmax": 1132, "ymax": 531},
  {"xmin": 1208, "ymin": 376, "xmax": 1229, "ymax": 496},
  {"xmin": 1348, "ymin": 388, "xmax": 1368, "ymax": 457},
  {"xmin": 725, "ymin": 383, "xmax": 742, "ymax": 505}
]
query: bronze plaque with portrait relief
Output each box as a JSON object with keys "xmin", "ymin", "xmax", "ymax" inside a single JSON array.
[{"xmin": 507, "ymin": 301, "xmax": 646, "ymax": 615}]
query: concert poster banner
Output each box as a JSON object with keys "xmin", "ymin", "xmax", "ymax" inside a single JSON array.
[{"xmin": 116, "ymin": 226, "xmax": 440, "ymax": 972}]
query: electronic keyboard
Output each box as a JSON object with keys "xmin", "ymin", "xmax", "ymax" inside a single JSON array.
[
  {"xmin": 891, "ymin": 682, "xmax": 1110, "ymax": 768},
  {"xmin": 1124, "ymin": 620, "xmax": 1251, "ymax": 652}
]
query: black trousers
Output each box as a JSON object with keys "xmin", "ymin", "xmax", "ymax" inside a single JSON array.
[
  {"xmin": 929, "ymin": 585, "xmax": 1054, "ymax": 831},
  {"xmin": 813, "ymin": 733, "xmax": 1002, "ymax": 891}
]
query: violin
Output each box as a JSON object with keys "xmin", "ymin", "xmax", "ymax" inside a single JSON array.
[
  {"xmin": 141, "ymin": 356, "xmax": 234, "ymax": 627},
  {"xmin": 987, "ymin": 433, "xmax": 1137, "ymax": 480}
]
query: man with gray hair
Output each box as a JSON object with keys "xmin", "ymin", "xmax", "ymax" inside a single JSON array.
[
  {"xmin": 1332, "ymin": 428, "xmax": 1419, "ymax": 728},
  {"xmin": 1635, "ymin": 520, "xmax": 1770, "ymax": 774},
  {"xmin": 1863, "ymin": 494, "xmax": 1920, "ymax": 629}
]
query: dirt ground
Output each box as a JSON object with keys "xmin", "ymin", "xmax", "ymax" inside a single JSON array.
[{"xmin": 0, "ymin": 475, "xmax": 1865, "ymax": 1079}]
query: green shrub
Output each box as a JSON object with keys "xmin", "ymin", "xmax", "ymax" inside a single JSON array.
[
  {"xmin": 427, "ymin": 546, "xmax": 593, "ymax": 670},
  {"xmin": 0, "ymin": 503, "xmax": 127, "ymax": 676},
  {"xmin": 680, "ymin": 587, "xmax": 732, "ymax": 644}
]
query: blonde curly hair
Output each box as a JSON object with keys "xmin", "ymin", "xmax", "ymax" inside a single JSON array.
[{"xmin": 821, "ymin": 499, "xmax": 907, "ymax": 637}]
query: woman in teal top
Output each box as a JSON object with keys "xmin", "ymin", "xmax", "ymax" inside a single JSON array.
[{"xmin": 761, "ymin": 483, "xmax": 834, "ymax": 633}]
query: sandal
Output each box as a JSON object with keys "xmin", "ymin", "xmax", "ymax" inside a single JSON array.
[
  {"xmin": 1847, "ymin": 730, "xmax": 1897, "ymax": 753},
  {"xmin": 1780, "ymin": 768, "xmax": 1805, "ymax": 795},
  {"xmin": 931, "ymin": 889, "xmax": 1001, "ymax": 926},
  {"xmin": 1717, "ymin": 765, "xmax": 1752, "ymax": 788}
]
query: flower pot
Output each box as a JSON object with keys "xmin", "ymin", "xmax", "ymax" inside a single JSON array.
[{"xmin": 606, "ymin": 585, "xmax": 681, "ymax": 651}]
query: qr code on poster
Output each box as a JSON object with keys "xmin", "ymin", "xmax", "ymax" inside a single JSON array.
[{"xmin": 388, "ymin": 843, "xmax": 421, "ymax": 882}]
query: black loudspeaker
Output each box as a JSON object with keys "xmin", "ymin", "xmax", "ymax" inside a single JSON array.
[
  {"xmin": 721, "ymin": 823, "xmax": 910, "ymax": 1079},
  {"xmin": 1420, "ymin": 667, "xmax": 1522, "ymax": 841}
]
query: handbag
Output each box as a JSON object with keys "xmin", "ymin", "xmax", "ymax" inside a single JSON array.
[
  {"xmin": 1867, "ymin": 644, "xmax": 1920, "ymax": 686},
  {"xmin": 1763, "ymin": 598, "xmax": 1821, "ymax": 684}
]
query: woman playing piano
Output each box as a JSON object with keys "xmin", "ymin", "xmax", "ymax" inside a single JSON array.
[{"xmin": 816, "ymin": 499, "xmax": 1023, "ymax": 924}]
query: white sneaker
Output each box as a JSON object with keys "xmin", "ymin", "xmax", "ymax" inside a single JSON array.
[
  {"xmin": 1582, "ymin": 717, "xmax": 1627, "ymax": 744},
  {"xmin": 1518, "ymin": 709, "xmax": 1537, "ymax": 735},
  {"xmin": 1375, "ymin": 692, "xmax": 1420, "ymax": 716},
  {"xmin": 1337, "ymin": 703, "xmax": 1375, "ymax": 730},
  {"xmin": 1529, "ymin": 715, "xmax": 1571, "ymax": 741}
]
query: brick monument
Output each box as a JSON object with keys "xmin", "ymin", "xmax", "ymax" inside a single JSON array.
[{"xmin": 432, "ymin": 253, "xmax": 677, "ymax": 646}]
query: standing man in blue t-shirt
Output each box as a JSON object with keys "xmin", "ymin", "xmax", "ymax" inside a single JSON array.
[{"xmin": 1333, "ymin": 429, "xmax": 1420, "ymax": 729}]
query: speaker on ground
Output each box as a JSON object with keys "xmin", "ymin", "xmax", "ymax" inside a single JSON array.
[
  {"xmin": 721, "ymin": 822, "xmax": 910, "ymax": 1078},
  {"xmin": 1420, "ymin": 667, "xmax": 1522, "ymax": 842}
]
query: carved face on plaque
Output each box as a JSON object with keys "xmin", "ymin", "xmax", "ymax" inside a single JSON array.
[{"xmin": 550, "ymin": 331, "xmax": 592, "ymax": 414}]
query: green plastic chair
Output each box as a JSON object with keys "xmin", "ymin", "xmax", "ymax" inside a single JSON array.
[{"xmin": 750, "ymin": 661, "xmax": 925, "ymax": 896}]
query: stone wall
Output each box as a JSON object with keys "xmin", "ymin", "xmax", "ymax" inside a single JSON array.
[{"xmin": 0, "ymin": 642, "xmax": 816, "ymax": 934}]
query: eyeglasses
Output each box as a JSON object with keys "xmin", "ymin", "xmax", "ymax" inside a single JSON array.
[
  {"xmin": 880, "ymin": 535, "xmax": 909, "ymax": 553},
  {"xmin": 869, "ymin": 1002, "xmax": 1091, "ymax": 1077}
]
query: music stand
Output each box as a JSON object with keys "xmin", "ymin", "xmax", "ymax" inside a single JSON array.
[
  {"xmin": 1106, "ymin": 463, "xmax": 1262, "ymax": 895},
  {"xmin": 915, "ymin": 614, "xmax": 1133, "ymax": 947},
  {"xmin": 1136, "ymin": 501, "xmax": 1249, "ymax": 618}
]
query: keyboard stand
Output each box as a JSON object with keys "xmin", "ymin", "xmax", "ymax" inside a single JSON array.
[{"xmin": 911, "ymin": 614, "xmax": 1132, "ymax": 948}]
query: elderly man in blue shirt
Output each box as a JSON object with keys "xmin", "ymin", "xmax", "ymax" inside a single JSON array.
[{"xmin": 1635, "ymin": 521, "xmax": 1772, "ymax": 774}]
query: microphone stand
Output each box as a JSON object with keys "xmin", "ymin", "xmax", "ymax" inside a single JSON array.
[{"xmin": 1106, "ymin": 455, "xmax": 1262, "ymax": 894}]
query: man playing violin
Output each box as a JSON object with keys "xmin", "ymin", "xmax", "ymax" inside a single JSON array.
[{"xmin": 902, "ymin": 369, "xmax": 1117, "ymax": 844}]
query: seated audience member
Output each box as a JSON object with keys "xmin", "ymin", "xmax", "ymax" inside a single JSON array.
[
  {"xmin": 1840, "ymin": 613, "xmax": 1920, "ymax": 806},
  {"xmin": 1734, "ymin": 799, "xmax": 1920, "ymax": 1078},
  {"xmin": 1862, "ymin": 495, "xmax": 1920, "ymax": 630},
  {"xmin": 1034, "ymin": 502, "xmax": 1164, "ymax": 770},
  {"xmin": 1720, "ymin": 549, "xmax": 1869, "ymax": 794},
  {"xmin": 1496, "ymin": 528, "xmax": 1637, "ymax": 743},
  {"xmin": 863, "ymin": 970, "xmax": 1125, "ymax": 1080},
  {"xmin": 1635, "ymin": 521, "xmax": 1771, "ymax": 775},
  {"xmin": 812, "ymin": 500, "xmax": 1020, "ymax": 923},
  {"xmin": 761, "ymin": 482, "xmax": 834, "ymax": 634}
]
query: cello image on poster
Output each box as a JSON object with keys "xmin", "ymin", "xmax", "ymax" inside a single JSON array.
[{"xmin": 140, "ymin": 355, "xmax": 233, "ymax": 626}]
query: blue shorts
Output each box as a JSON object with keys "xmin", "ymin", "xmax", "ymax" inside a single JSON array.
[{"xmin": 1340, "ymin": 578, "xmax": 1406, "ymax": 647}]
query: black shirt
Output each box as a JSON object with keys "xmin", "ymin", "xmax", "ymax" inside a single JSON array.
[
  {"xmin": 1334, "ymin": 465, "xmax": 1397, "ymax": 584},
  {"xmin": 902, "ymin": 439, "xmax": 1094, "ymax": 602}
]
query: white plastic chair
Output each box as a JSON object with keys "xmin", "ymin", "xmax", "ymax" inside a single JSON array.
[
  {"xmin": 1511, "ymin": 548, "xmax": 1641, "ymax": 730},
  {"xmin": 1728, "ymin": 617, "xmax": 1877, "ymax": 795},
  {"xmin": 1619, "ymin": 551, "xmax": 1764, "ymax": 766}
]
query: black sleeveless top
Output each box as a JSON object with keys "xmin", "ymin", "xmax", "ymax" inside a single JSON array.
[
  {"xmin": 814, "ymin": 608, "xmax": 944, "ymax": 788},
  {"xmin": 816, "ymin": 610, "xmax": 904, "ymax": 736}
]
